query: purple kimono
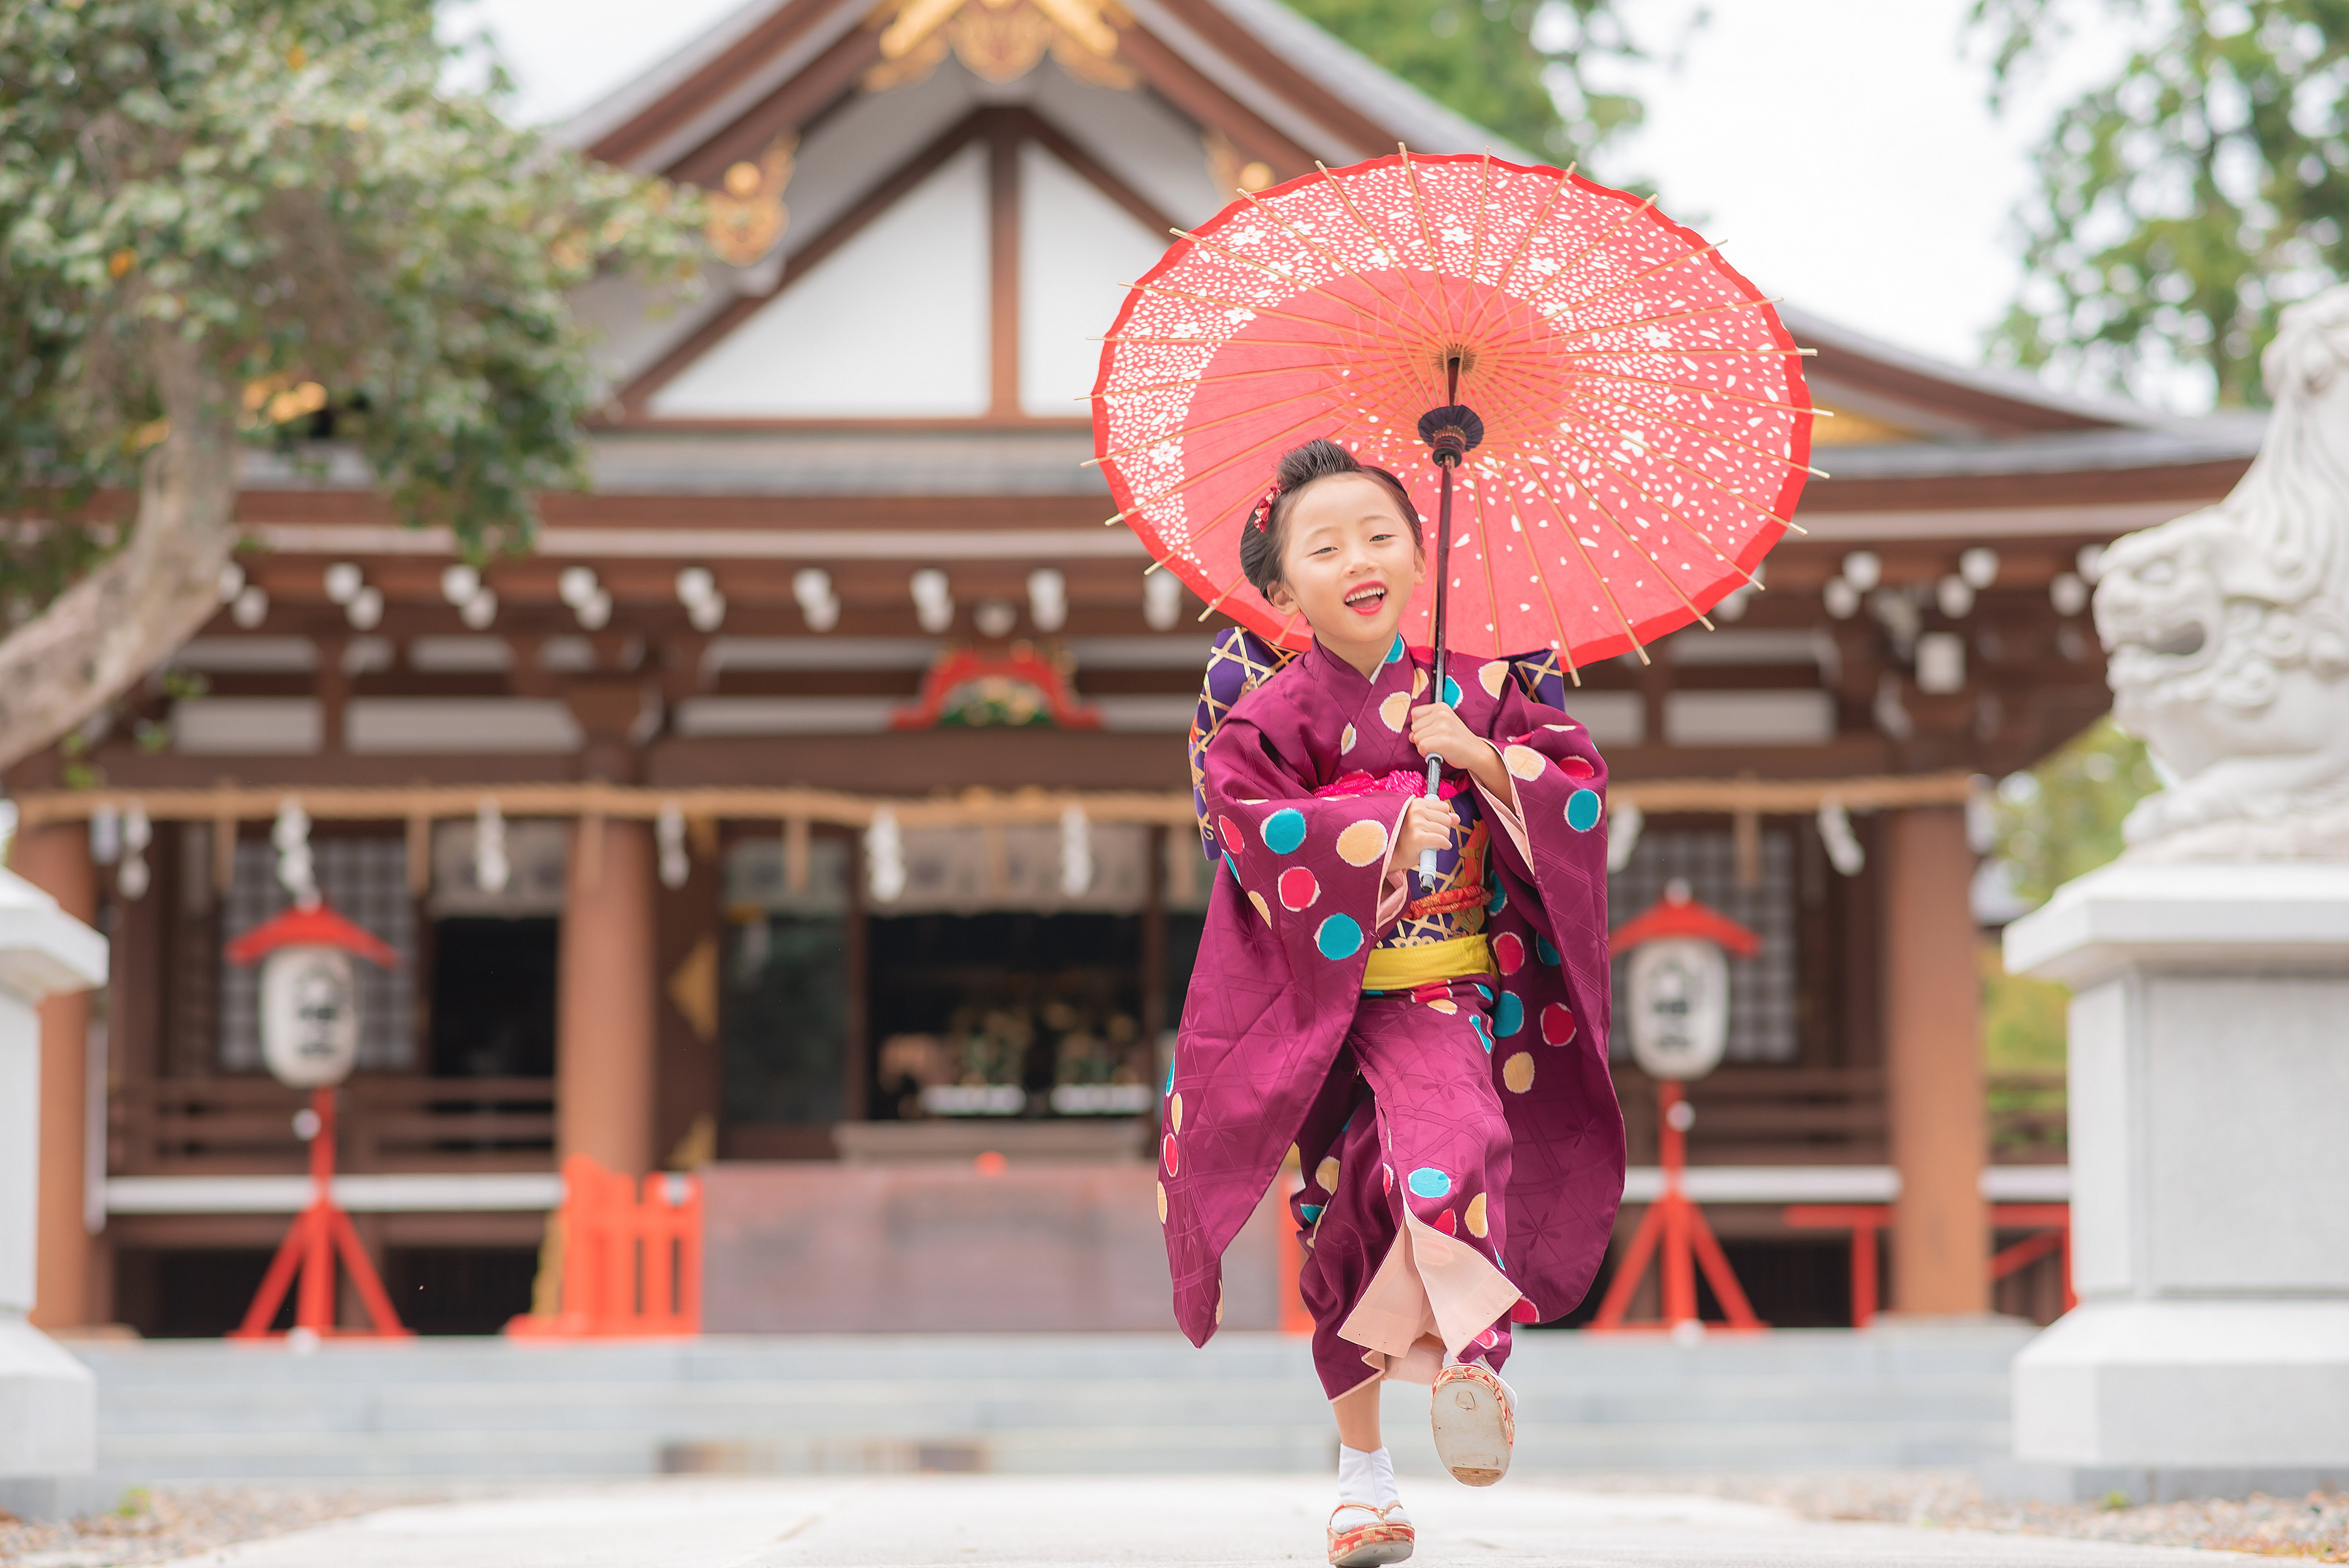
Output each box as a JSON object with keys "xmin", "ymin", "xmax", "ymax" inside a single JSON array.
[{"xmin": 1165, "ymin": 629, "xmax": 1623, "ymax": 1398}]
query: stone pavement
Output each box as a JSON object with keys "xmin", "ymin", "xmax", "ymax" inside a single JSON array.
[{"xmin": 157, "ymin": 1476, "xmax": 2253, "ymax": 1567}]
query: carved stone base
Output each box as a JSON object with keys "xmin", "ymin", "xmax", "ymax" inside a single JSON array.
[{"xmin": 2127, "ymin": 795, "xmax": 2349, "ymax": 861}]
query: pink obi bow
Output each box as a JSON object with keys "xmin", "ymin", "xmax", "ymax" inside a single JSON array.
[{"xmin": 1313, "ymin": 768, "xmax": 1464, "ymax": 801}]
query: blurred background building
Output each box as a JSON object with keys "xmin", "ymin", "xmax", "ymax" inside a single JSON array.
[{"xmin": 8, "ymin": 0, "xmax": 2264, "ymax": 1344}]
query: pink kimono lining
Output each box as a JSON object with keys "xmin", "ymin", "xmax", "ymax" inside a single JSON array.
[{"xmin": 1335, "ymin": 760, "xmax": 1536, "ymax": 1394}]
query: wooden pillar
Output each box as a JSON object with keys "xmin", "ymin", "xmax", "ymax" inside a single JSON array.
[
  {"xmin": 556, "ymin": 817, "xmax": 656, "ymax": 1176},
  {"xmin": 1880, "ymin": 806, "xmax": 1989, "ymax": 1314},
  {"xmin": 14, "ymin": 824, "xmax": 97, "ymax": 1329}
]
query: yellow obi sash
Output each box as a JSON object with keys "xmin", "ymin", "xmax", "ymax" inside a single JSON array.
[{"xmin": 1362, "ymin": 934, "xmax": 1496, "ymax": 992}]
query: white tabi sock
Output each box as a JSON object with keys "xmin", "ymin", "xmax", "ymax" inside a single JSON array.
[{"xmin": 1337, "ymin": 1443, "xmax": 1401, "ymax": 1509}]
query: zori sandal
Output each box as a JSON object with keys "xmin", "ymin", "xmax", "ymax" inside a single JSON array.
[
  {"xmin": 1430, "ymin": 1360, "xmax": 1516, "ymax": 1487},
  {"xmin": 1327, "ymin": 1501, "xmax": 1413, "ymax": 1566}
]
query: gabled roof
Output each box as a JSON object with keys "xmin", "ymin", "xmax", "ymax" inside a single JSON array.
[{"xmin": 558, "ymin": 0, "xmax": 1521, "ymax": 181}]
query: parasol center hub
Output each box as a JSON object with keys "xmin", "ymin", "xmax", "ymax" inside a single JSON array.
[
  {"xmin": 1417, "ymin": 403, "xmax": 1485, "ymax": 468},
  {"xmin": 1431, "ymin": 344, "xmax": 1481, "ymax": 381}
]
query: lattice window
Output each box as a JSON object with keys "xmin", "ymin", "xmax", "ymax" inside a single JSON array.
[
  {"xmin": 219, "ymin": 836, "xmax": 415, "ymax": 1073},
  {"xmin": 1607, "ymin": 828, "xmax": 1798, "ymax": 1064}
]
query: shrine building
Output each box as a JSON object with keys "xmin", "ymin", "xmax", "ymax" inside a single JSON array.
[{"xmin": 8, "ymin": 0, "xmax": 2262, "ymax": 1337}]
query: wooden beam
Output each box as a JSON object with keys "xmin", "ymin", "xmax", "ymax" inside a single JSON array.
[
  {"xmin": 664, "ymin": 24, "xmax": 882, "ymax": 188},
  {"xmin": 1016, "ymin": 108, "xmax": 1181, "ymax": 237},
  {"xmin": 589, "ymin": 0, "xmax": 853, "ymax": 167},
  {"xmin": 1141, "ymin": 0, "xmax": 1398, "ymax": 158},
  {"xmin": 1114, "ymin": 24, "xmax": 1318, "ymax": 179},
  {"xmin": 9, "ymin": 770, "xmax": 1976, "ymax": 834},
  {"xmin": 989, "ymin": 112, "xmax": 1022, "ymax": 417}
]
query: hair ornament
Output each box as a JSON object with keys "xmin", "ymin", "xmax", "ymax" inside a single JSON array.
[{"xmin": 1246, "ymin": 480, "xmax": 1282, "ymax": 533}]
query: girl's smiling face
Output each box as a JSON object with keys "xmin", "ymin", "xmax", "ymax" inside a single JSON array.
[{"xmin": 1264, "ymin": 473, "xmax": 1425, "ymax": 678}]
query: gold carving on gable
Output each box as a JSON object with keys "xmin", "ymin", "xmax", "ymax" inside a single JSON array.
[
  {"xmin": 703, "ymin": 133, "xmax": 799, "ymax": 267},
  {"xmin": 866, "ymin": 0, "xmax": 1133, "ymax": 91}
]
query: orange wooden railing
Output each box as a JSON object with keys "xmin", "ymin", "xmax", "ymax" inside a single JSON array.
[
  {"xmin": 507, "ymin": 1155, "xmax": 702, "ymax": 1337},
  {"xmin": 1782, "ymin": 1201, "xmax": 2073, "ymax": 1326}
]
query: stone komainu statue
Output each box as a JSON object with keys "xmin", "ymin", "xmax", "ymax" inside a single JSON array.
[{"xmin": 2098, "ymin": 285, "xmax": 2349, "ymax": 858}]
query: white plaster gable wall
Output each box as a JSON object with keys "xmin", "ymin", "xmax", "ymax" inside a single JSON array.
[
  {"xmin": 1027, "ymin": 67, "xmax": 1222, "ymax": 225},
  {"xmin": 649, "ymin": 142, "xmax": 992, "ymax": 417},
  {"xmin": 787, "ymin": 67, "xmax": 985, "ymax": 247},
  {"xmin": 1020, "ymin": 143, "xmax": 1174, "ymax": 415}
]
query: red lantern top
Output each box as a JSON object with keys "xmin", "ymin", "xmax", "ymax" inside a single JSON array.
[
  {"xmin": 224, "ymin": 900, "xmax": 397, "ymax": 968},
  {"xmin": 1608, "ymin": 879, "xmax": 1761, "ymax": 959}
]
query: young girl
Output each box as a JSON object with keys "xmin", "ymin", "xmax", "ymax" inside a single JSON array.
[{"xmin": 1166, "ymin": 438, "xmax": 1624, "ymax": 1566}]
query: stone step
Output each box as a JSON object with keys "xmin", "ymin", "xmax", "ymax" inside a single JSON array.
[{"xmin": 72, "ymin": 1326, "xmax": 2033, "ymax": 1484}]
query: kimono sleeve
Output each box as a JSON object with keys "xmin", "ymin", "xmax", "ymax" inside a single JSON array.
[
  {"xmin": 1467, "ymin": 680, "xmax": 1612, "ymax": 1053},
  {"xmin": 1198, "ymin": 717, "xmax": 1415, "ymax": 979}
]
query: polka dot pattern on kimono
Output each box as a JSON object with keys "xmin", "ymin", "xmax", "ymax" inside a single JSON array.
[
  {"xmin": 1503, "ymin": 1052, "xmax": 1536, "ymax": 1093},
  {"xmin": 1479, "ymin": 661, "xmax": 1508, "ymax": 698},
  {"xmin": 1157, "ymin": 1182, "xmax": 1168, "ymax": 1223},
  {"xmin": 1162, "ymin": 1133, "xmax": 1180, "ymax": 1174},
  {"xmin": 1278, "ymin": 866, "xmax": 1320, "ymax": 911},
  {"xmin": 1382, "ymin": 1164, "xmax": 1394, "ymax": 1194},
  {"xmin": 1379, "ymin": 692, "xmax": 1411, "ymax": 730},
  {"xmin": 1486, "ymin": 880, "xmax": 1507, "ymax": 914},
  {"xmin": 1316, "ymin": 914, "xmax": 1364, "ymax": 959},
  {"xmin": 1541, "ymin": 1004, "xmax": 1578, "ymax": 1046},
  {"xmin": 1536, "ymin": 936, "xmax": 1560, "ymax": 966},
  {"xmin": 1170, "ymin": 1093, "xmax": 1184, "ymax": 1132},
  {"xmin": 1316, "ymin": 1156, "xmax": 1340, "ymax": 1191},
  {"xmin": 1412, "ymin": 669, "xmax": 1429, "ymax": 698},
  {"xmin": 1509, "ymin": 1298, "xmax": 1540, "ymax": 1323},
  {"xmin": 1565, "ymin": 789, "xmax": 1603, "ymax": 831},
  {"xmin": 1341, "ymin": 723, "xmax": 1358, "ymax": 753},
  {"xmin": 1218, "ymin": 814, "xmax": 1247, "ymax": 852},
  {"xmin": 1248, "ymin": 890, "xmax": 1272, "ymax": 925},
  {"xmin": 1443, "ymin": 676, "xmax": 1462, "ymax": 706},
  {"xmin": 1495, "ymin": 992, "xmax": 1525, "ymax": 1037},
  {"xmin": 1300, "ymin": 1203, "xmax": 1325, "ymax": 1223},
  {"xmin": 1263, "ymin": 808, "xmax": 1307, "ymax": 854},
  {"xmin": 1336, "ymin": 819, "xmax": 1390, "ymax": 866},
  {"xmin": 1406, "ymin": 1166, "xmax": 1452, "ymax": 1199},
  {"xmin": 1435, "ymin": 1208, "xmax": 1458, "ymax": 1235},
  {"xmin": 1493, "ymin": 932, "xmax": 1525, "ymax": 975},
  {"xmin": 1503, "ymin": 745, "xmax": 1547, "ymax": 781},
  {"xmin": 1477, "ymin": 1327, "xmax": 1500, "ymax": 1349},
  {"xmin": 1559, "ymin": 755, "xmax": 1595, "ymax": 781},
  {"xmin": 1466, "ymin": 1192, "xmax": 1489, "ymax": 1237},
  {"xmin": 1427, "ymin": 998, "xmax": 1458, "ymax": 1015},
  {"xmin": 1469, "ymin": 1013, "xmax": 1493, "ymax": 1052},
  {"xmin": 1386, "ymin": 636, "xmax": 1407, "ymax": 664}
]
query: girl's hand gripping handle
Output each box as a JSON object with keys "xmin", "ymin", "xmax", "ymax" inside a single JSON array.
[{"xmin": 1416, "ymin": 754, "xmax": 1444, "ymax": 890}]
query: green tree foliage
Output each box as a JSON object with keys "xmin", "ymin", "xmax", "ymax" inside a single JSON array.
[
  {"xmin": 0, "ymin": 0, "xmax": 701, "ymax": 769},
  {"xmin": 1281, "ymin": 0, "xmax": 1646, "ymax": 160},
  {"xmin": 1971, "ymin": 0, "xmax": 2349, "ymax": 405},
  {"xmin": 1987, "ymin": 715, "xmax": 2161, "ymax": 906},
  {"xmin": 1975, "ymin": 717, "xmax": 2158, "ymax": 1134}
]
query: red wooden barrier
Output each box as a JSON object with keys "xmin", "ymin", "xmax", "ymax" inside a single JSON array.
[
  {"xmin": 508, "ymin": 1155, "xmax": 702, "ymax": 1337},
  {"xmin": 1782, "ymin": 1201, "xmax": 2073, "ymax": 1325}
]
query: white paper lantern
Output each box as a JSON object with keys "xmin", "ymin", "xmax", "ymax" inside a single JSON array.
[
  {"xmin": 1625, "ymin": 937, "xmax": 1730, "ymax": 1082},
  {"xmin": 259, "ymin": 945, "xmax": 362, "ymax": 1088}
]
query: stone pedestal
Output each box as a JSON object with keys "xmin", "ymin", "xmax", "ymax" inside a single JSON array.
[
  {"xmin": 2002, "ymin": 860, "xmax": 2349, "ymax": 1502},
  {"xmin": 0, "ymin": 866, "xmax": 110, "ymax": 1519}
]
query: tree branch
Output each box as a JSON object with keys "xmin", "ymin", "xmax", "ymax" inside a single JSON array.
[{"xmin": 0, "ymin": 331, "xmax": 237, "ymax": 776}]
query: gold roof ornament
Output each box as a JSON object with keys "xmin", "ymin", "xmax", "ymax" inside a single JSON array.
[
  {"xmin": 702, "ymin": 132, "xmax": 799, "ymax": 268},
  {"xmin": 866, "ymin": 0, "xmax": 1134, "ymax": 91}
]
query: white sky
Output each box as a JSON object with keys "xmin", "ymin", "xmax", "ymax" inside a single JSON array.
[{"xmin": 447, "ymin": 0, "xmax": 2138, "ymax": 389}]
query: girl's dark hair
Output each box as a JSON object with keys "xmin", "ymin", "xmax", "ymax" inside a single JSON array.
[{"xmin": 1237, "ymin": 438, "xmax": 1420, "ymax": 598}]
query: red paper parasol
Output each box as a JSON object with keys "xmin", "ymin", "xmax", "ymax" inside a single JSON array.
[{"xmin": 1090, "ymin": 150, "xmax": 1817, "ymax": 676}]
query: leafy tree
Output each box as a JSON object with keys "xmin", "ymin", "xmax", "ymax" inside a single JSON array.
[
  {"xmin": 1971, "ymin": 0, "xmax": 2349, "ymax": 405},
  {"xmin": 1282, "ymin": 0, "xmax": 1648, "ymax": 160},
  {"xmin": 0, "ymin": 0, "xmax": 701, "ymax": 775},
  {"xmin": 1987, "ymin": 714, "xmax": 2160, "ymax": 907}
]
